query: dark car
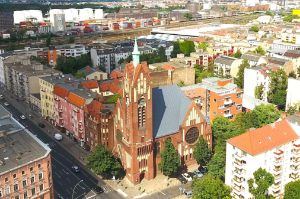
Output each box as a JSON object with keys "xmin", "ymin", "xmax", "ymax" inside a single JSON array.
[
  {"xmin": 187, "ymin": 172, "xmax": 195, "ymax": 178},
  {"xmin": 199, "ymin": 166, "xmax": 208, "ymax": 174},
  {"xmin": 38, "ymin": 123, "xmax": 46, "ymax": 128},
  {"xmin": 177, "ymin": 175, "xmax": 188, "ymax": 184},
  {"xmin": 71, "ymin": 165, "xmax": 80, "ymax": 173},
  {"xmin": 93, "ymin": 186, "xmax": 104, "ymax": 194}
]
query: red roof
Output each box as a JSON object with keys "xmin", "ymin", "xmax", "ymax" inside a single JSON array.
[
  {"xmin": 110, "ymin": 70, "xmax": 124, "ymax": 79},
  {"xmin": 227, "ymin": 120, "xmax": 298, "ymax": 156},
  {"xmin": 86, "ymin": 100, "xmax": 103, "ymax": 116},
  {"xmin": 68, "ymin": 92, "xmax": 85, "ymax": 108},
  {"xmin": 53, "ymin": 85, "xmax": 69, "ymax": 98},
  {"xmin": 162, "ymin": 64, "xmax": 175, "ymax": 71},
  {"xmin": 99, "ymin": 79, "xmax": 122, "ymax": 95},
  {"xmin": 80, "ymin": 80, "xmax": 98, "ymax": 89}
]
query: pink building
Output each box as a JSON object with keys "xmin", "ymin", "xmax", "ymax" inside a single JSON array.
[{"xmin": 53, "ymin": 84, "xmax": 96, "ymax": 147}]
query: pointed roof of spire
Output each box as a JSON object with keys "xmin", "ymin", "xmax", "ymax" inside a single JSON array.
[{"xmin": 133, "ymin": 37, "xmax": 140, "ymax": 55}]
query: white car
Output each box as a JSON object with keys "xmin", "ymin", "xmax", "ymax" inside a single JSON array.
[
  {"xmin": 0, "ymin": 95, "xmax": 3, "ymax": 99},
  {"xmin": 182, "ymin": 173, "xmax": 192, "ymax": 182},
  {"xmin": 54, "ymin": 133, "xmax": 63, "ymax": 141},
  {"xmin": 3, "ymin": 102, "xmax": 9, "ymax": 106},
  {"xmin": 20, "ymin": 115, "xmax": 26, "ymax": 120}
]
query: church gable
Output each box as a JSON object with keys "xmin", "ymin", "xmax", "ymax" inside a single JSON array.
[{"xmin": 182, "ymin": 102, "xmax": 203, "ymax": 128}]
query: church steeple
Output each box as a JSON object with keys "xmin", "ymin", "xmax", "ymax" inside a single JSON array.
[{"xmin": 132, "ymin": 38, "xmax": 140, "ymax": 68}]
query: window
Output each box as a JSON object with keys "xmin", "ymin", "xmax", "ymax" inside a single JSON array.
[
  {"xmin": 39, "ymin": 184, "xmax": 44, "ymax": 192},
  {"xmin": 138, "ymin": 98, "xmax": 146, "ymax": 128},
  {"xmin": 31, "ymin": 188, "xmax": 35, "ymax": 196},
  {"xmin": 0, "ymin": 190, "xmax": 2, "ymax": 197},
  {"xmin": 38, "ymin": 164, "xmax": 41, "ymax": 168},
  {"xmin": 5, "ymin": 186, "xmax": 9, "ymax": 195},
  {"xmin": 14, "ymin": 184, "xmax": 18, "ymax": 192},
  {"xmin": 31, "ymin": 176, "xmax": 35, "ymax": 184},
  {"xmin": 22, "ymin": 171, "xmax": 25, "ymax": 175},
  {"xmin": 13, "ymin": 174, "xmax": 17, "ymax": 178},
  {"xmin": 22, "ymin": 180, "xmax": 27, "ymax": 187},
  {"xmin": 24, "ymin": 191, "xmax": 27, "ymax": 199},
  {"xmin": 185, "ymin": 127, "xmax": 200, "ymax": 144},
  {"xmin": 15, "ymin": 196, "xmax": 19, "ymax": 199},
  {"xmin": 39, "ymin": 173, "xmax": 43, "ymax": 180},
  {"xmin": 30, "ymin": 167, "xmax": 33, "ymax": 172},
  {"xmin": 5, "ymin": 177, "xmax": 8, "ymax": 182}
]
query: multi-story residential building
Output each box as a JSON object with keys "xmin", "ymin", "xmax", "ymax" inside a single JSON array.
[
  {"xmin": 54, "ymin": 85, "xmax": 96, "ymax": 147},
  {"xmin": 182, "ymin": 77, "xmax": 243, "ymax": 121},
  {"xmin": 286, "ymin": 78, "xmax": 300, "ymax": 110},
  {"xmin": 272, "ymin": 40, "xmax": 300, "ymax": 52},
  {"xmin": 39, "ymin": 74, "xmax": 77, "ymax": 122},
  {"xmin": 77, "ymin": 66, "xmax": 107, "ymax": 81},
  {"xmin": 112, "ymin": 40, "xmax": 212, "ymax": 184},
  {"xmin": 4, "ymin": 58, "xmax": 60, "ymax": 103},
  {"xmin": 0, "ymin": 105, "xmax": 53, "ymax": 199},
  {"xmin": 0, "ymin": 11, "xmax": 13, "ymax": 32},
  {"xmin": 170, "ymin": 52, "xmax": 213, "ymax": 68},
  {"xmin": 225, "ymin": 117, "xmax": 300, "ymax": 199},
  {"xmin": 84, "ymin": 100, "xmax": 114, "ymax": 151},
  {"xmin": 241, "ymin": 52, "xmax": 267, "ymax": 67},
  {"xmin": 214, "ymin": 55, "xmax": 243, "ymax": 78},
  {"xmin": 282, "ymin": 50, "xmax": 300, "ymax": 70},
  {"xmin": 52, "ymin": 13, "xmax": 66, "ymax": 32}
]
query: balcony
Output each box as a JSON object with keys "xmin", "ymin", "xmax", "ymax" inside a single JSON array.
[
  {"xmin": 234, "ymin": 169, "xmax": 246, "ymax": 178},
  {"xmin": 233, "ymin": 176, "xmax": 244, "ymax": 184},
  {"xmin": 224, "ymin": 99, "xmax": 233, "ymax": 107},
  {"xmin": 234, "ymin": 160, "xmax": 246, "ymax": 169},
  {"xmin": 290, "ymin": 165, "xmax": 299, "ymax": 171},
  {"xmin": 233, "ymin": 184, "xmax": 245, "ymax": 192},
  {"xmin": 292, "ymin": 149, "xmax": 300, "ymax": 157},
  {"xmin": 290, "ymin": 172, "xmax": 299, "ymax": 180},
  {"xmin": 234, "ymin": 153, "xmax": 246, "ymax": 162},
  {"xmin": 273, "ymin": 166, "xmax": 282, "ymax": 175},
  {"xmin": 224, "ymin": 112, "xmax": 233, "ymax": 119}
]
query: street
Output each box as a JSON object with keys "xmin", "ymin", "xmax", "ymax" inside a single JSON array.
[{"xmin": 0, "ymin": 96, "xmax": 123, "ymax": 199}]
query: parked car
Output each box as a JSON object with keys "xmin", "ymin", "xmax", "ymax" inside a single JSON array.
[
  {"xmin": 71, "ymin": 165, "xmax": 79, "ymax": 173},
  {"xmin": 3, "ymin": 102, "xmax": 9, "ymax": 106},
  {"xmin": 199, "ymin": 166, "xmax": 208, "ymax": 174},
  {"xmin": 182, "ymin": 173, "xmax": 192, "ymax": 182},
  {"xmin": 184, "ymin": 190, "xmax": 193, "ymax": 198},
  {"xmin": 93, "ymin": 186, "xmax": 104, "ymax": 194},
  {"xmin": 38, "ymin": 123, "xmax": 45, "ymax": 128},
  {"xmin": 193, "ymin": 170, "xmax": 204, "ymax": 178},
  {"xmin": 20, "ymin": 115, "xmax": 26, "ymax": 120},
  {"xmin": 177, "ymin": 175, "xmax": 188, "ymax": 184},
  {"xmin": 187, "ymin": 172, "xmax": 195, "ymax": 178},
  {"xmin": 54, "ymin": 133, "xmax": 63, "ymax": 141}
]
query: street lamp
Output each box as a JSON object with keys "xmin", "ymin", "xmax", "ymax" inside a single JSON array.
[{"xmin": 72, "ymin": 180, "xmax": 83, "ymax": 199}]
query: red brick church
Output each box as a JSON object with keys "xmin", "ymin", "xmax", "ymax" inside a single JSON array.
[{"xmin": 113, "ymin": 39, "xmax": 212, "ymax": 184}]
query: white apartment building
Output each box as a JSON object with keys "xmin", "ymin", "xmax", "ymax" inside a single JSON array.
[
  {"xmin": 56, "ymin": 44, "xmax": 89, "ymax": 57},
  {"xmin": 286, "ymin": 78, "xmax": 300, "ymax": 110},
  {"xmin": 272, "ymin": 40, "xmax": 300, "ymax": 52},
  {"xmin": 242, "ymin": 67, "xmax": 270, "ymax": 110},
  {"xmin": 225, "ymin": 117, "xmax": 300, "ymax": 199},
  {"xmin": 214, "ymin": 55, "xmax": 243, "ymax": 78},
  {"xmin": 241, "ymin": 53, "xmax": 267, "ymax": 67}
]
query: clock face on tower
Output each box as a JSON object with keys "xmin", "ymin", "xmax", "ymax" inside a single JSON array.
[{"xmin": 185, "ymin": 127, "xmax": 200, "ymax": 144}]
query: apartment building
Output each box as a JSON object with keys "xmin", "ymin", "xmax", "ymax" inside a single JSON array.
[
  {"xmin": 0, "ymin": 105, "xmax": 53, "ymax": 198},
  {"xmin": 272, "ymin": 40, "xmax": 300, "ymax": 52},
  {"xmin": 225, "ymin": 117, "xmax": 300, "ymax": 199},
  {"xmin": 182, "ymin": 77, "xmax": 243, "ymax": 121},
  {"xmin": 4, "ymin": 59, "xmax": 60, "ymax": 103},
  {"xmin": 286, "ymin": 78, "xmax": 300, "ymax": 110},
  {"xmin": 77, "ymin": 66, "xmax": 107, "ymax": 81},
  {"xmin": 241, "ymin": 53, "xmax": 267, "ymax": 67},
  {"xmin": 170, "ymin": 52, "xmax": 213, "ymax": 68},
  {"xmin": 214, "ymin": 56, "xmax": 243, "ymax": 78}
]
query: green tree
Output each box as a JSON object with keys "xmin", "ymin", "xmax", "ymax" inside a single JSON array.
[
  {"xmin": 234, "ymin": 59, "xmax": 250, "ymax": 88},
  {"xmin": 207, "ymin": 146, "xmax": 227, "ymax": 179},
  {"xmin": 105, "ymin": 94, "xmax": 121, "ymax": 104},
  {"xmin": 289, "ymin": 71, "xmax": 297, "ymax": 78},
  {"xmin": 255, "ymin": 84, "xmax": 264, "ymax": 100},
  {"xmin": 56, "ymin": 53, "xmax": 92, "ymax": 74},
  {"xmin": 68, "ymin": 36, "xmax": 75, "ymax": 44},
  {"xmin": 248, "ymin": 168, "xmax": 274, "ymax": 199},
  {"xmin": 192, "ymin": 174, "xmax": 231, "ymax": 199},
  {"xmin": 184, "ymin": 12, "xmax": 193, "ymax": 21},
  {"xmin": 159, "ymin": 139, "xmax": 180, "ymax": 176},
  {"xmin": 254, "ymin": 46, "xmax": 266, "ymax": 55},
  {"xmin": 198, "ymin": 42, "xmax": 209, "ymax": 51},
  {"xmin": 251, "ymin": 104, "xmax": 281, "ymax": 128},
  {"xmin": 179, "ymin": 40, "xmax": 195, "ymax": 56},
  {"xmin": 284, "ymin": 180, "xmax": 300, "ymax": 199},
  {"xmin": 249, "ymin": 25, "xmax": 259, "ymax": 32},
  {"xmin": 87, "ymin": 145, "xmax": 122, "ymax": 178},
  {"xmin": 266, "ymin": 11, "xmax": 274, "ymax": 16},
  {"xmin": 193, "ymin": 137, "xmax": 211, "ymax": 166},
  {"xmin": 233, "ymin": 50, "xmax": 242, "ymax": 58},
  {"xmin": 46, "ymin": 35, "xmax": 51, "ymax": 47},
  {"xmin": 177, "ymin": 80, "xmax": 185, "ymax": 87},
  {"xmin": 283, "ymin": 15, "xmax": 299, "ymax": 23},
  {"xmin": 171, "ymin": 41, "xmax": 181, "ymax": 58},
  {"xmin": 268, "ymin": 69, "xmax": 288, "ymax": 110}
]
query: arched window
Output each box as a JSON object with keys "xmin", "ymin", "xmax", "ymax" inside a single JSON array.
[{"xmin": 138, "ymin": 97, "xmax": 146, "ymax": 128}]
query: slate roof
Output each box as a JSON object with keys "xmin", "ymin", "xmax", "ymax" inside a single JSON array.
[
  {"xmin": 241, "ymin": 53, "xmax": 261, "ymax": 62},
  {"xmin": 214, "ymin": 55, "xmax": 237, "ymax": 65},
  {"xmin": 283, "ymin": 50, "xmax": 300, "ymax": 59},
  {"xmin": 152, "ymin": 85, "xmax": 191, "ymax": 138}
]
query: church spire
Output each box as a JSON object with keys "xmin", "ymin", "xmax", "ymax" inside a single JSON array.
[{"xmin": 132, "ymin": 37, "xmax": 140, "ymax": 68}]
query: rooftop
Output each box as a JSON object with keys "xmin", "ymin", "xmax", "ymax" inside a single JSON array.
[
  {"xmin": 199, "ymin": 77, "xmax": 238, "ymax": 95},
  {"xmin": 227, "ymin": 119, "xmax": 298, "ymax": 156},
  {"xmin": 0, "ymin": 105, "xmax": 50, "ymax": 175},
  {"xmin": 215, "ymin": 55, "xmax": 239, "ymax": 65},
  {"xmin": 149, "ymin": 61, "xmax": 189, "ymax": 72}
]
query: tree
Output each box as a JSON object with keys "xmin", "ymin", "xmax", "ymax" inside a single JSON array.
[
  {"xmin": 283, "ymin": 15, "xmax": 299, "ymax": 23},
  {"xmin": 289, "ymin": 71, "xmax": 297, "ymax": 78},
  {"xmin": 266, "ymin": 11, "xmax": 274, "ymax": 16},
  {"xmin": 193, "ymin": 137, "xmax": 211, "ymax": 166},
  {"xmin": 248, "ymin": 168, "xmax": 274, "ymax": 199},
  {"xmin": 249, "ymin": 25, "xmax": 259, "ymax": 32},
  {"xmin": 179, "ymin": 40, "xmax": 195, "ymax": 56},
  {"xmin": 159, "ymin": 139, "xmax": 180, "ymax": 176},
  {"xmin": 177, "ymin": 80, "xmax": 185, "ymax": 87},
  {"xmin": 234, "ymin": 112, "xmax": 255, "ymax": 132},
  {"xmin": 105, "ymin": 94, "xmax": 121, "ymax": 104},
  {"xmin": 268, "ymin": 69, "xmax": 288, "ymax": 110},
  {"xmin": 198, "ymin": 42, "xmax": 209, "ymax": 51},
  {"xmin": 46, "ymin": 35, "xmax": 51, "ymax": 47},
  {"xmin": 68, "ymin": 36, "xmax": 75, "ymax": 44},
  {"xmin": 255, "ymin": 84, "xmax": 264, "ymax": 100},
  {"xmin": 284, "ymin": 180, "xmax": 300, "ymax": 199},
  {"xmin": 254, "ymin": 46, "xmax": 266, "ymax": 55},
  {"xmin": 171, "ymin": 41, "xmax": 181, "ymax": 58},
  {"xmin": 207, "ymin": 146, "xmax": 227, "ymax": 180},
  {"xmin": 184, "ymin": 12, "xmax": 193, "ymax": 21},
  {"xmin": 251, "ymin": 104, "xmax": 281, "ymax": 128},
  {"xmin": 87, "ymin": 145, "xmax": 122, "ymax": 178},
  {"xmin": 234, "ymin": 59, "xmax": 250, "ymax": 88},
  {"xmin": 56, "ymin": 53, "xmax": 92, "ymax": 74},
  {"xmin": 233, "ymin": 50, "xmax": 242, "ymax": 58},
  {"xmin": 192, "ymin": 174, "xmax": 231, "ymax": 199}
]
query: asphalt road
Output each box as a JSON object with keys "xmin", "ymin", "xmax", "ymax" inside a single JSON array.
[{"xmin": 0, "ymin": 98, "xmax": 123, "ymax": 199}]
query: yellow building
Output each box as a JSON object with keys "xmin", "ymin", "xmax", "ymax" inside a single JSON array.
[{"xmin": 292, "ymin": 9, "xmax": 300, "ymax": 16}]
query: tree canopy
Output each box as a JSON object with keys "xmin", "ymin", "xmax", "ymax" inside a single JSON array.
[
  {"xmin": 87, "ymin": 145, "xmax": 122, "ymax": 178},
  {"xmin": 192, "ymin": 174, "xmax": 231, "ymax": 199},
  {"xmin": 159, "ymin": 139, "xmax": 180, "ymax": 176},
  {"xmin": 56, "ymin": 53, "xmax": 92, "ymax": 74},
  {"xmin": 234, "ymin": 59, "xmax": 250, "ymax": 89},
  {"xmin": 251, "ymin": 104, "xmax": 281, "ymax": 128},
  {"xmin": 249, "ymin": 25, "xmax": 260, "ymax": 32},
  {"xmin": 267, "ymin": 69, "xmax": 288, "ymax": 110},
  {"xmin": 198, "ymin": 42, "xmax": 209, "ymax": 51},
  {"xmin": 254, "ymin": 46, "xmax": 266, "ymax": 55},
  {"xmin": 124, "ymin": 47, "xmax": 167, "ymax": 64},
  {"xmin": 284, "ymin": 180, "xmax": 300, "ymax": 199},
  {"xmin": 171, "ymin": 40, "xmax": 195, "ymax": 57},
  {"xmin": 248, "ymin": 168, "xmax": 274, "ymax": 199},
  {"xmin": 193, "ymin": 137, "xmax": 211, "ymax": 166},
  {"xmin": 184, "ymin": 13, "xmax": 193, "ymax": 21}
]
